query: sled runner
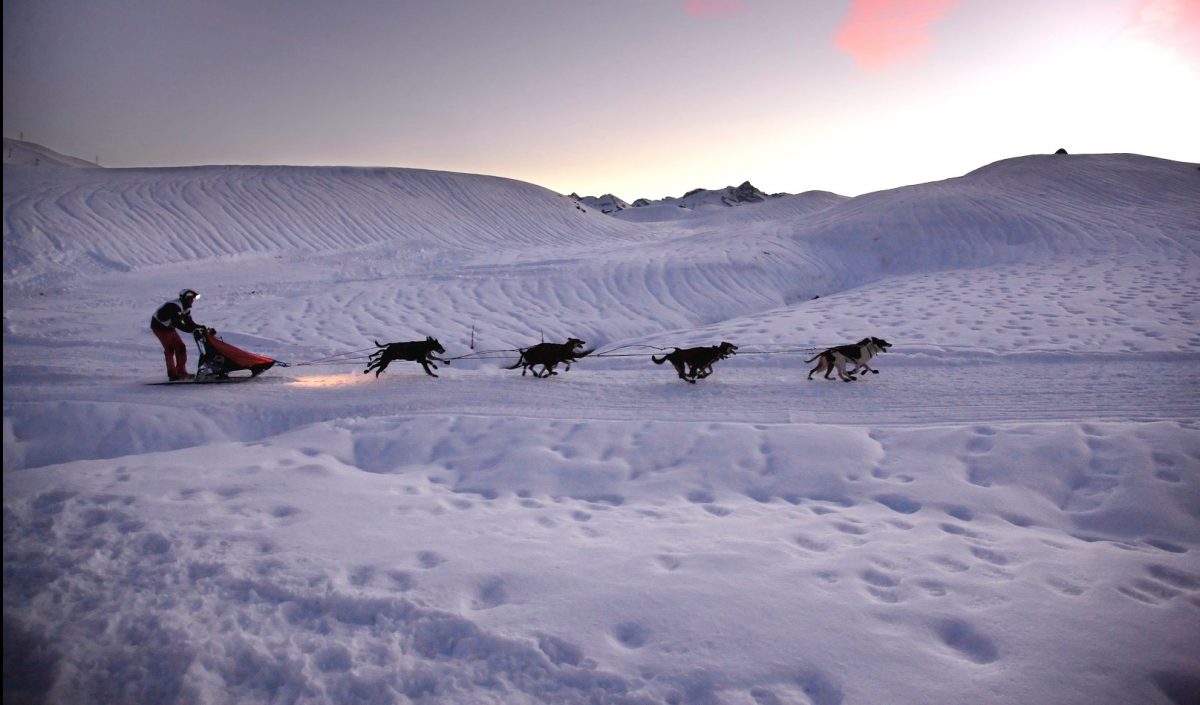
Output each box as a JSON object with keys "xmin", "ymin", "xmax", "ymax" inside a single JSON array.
[{"xmin": 145, "ymin": 376, "xmax": 258, "ymax": 386}]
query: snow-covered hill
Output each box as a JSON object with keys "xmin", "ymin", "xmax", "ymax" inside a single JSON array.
[
  {"xmin": 2, "ymin": 161, "xmax": 644, "ymax": 287},
  {"xmin": 4, "ymin": 147, "xmax": 1199, "ymax": 705},
  {"xmin": 3, "ymin": 136, "xmax": 99, "ymax": 168}
]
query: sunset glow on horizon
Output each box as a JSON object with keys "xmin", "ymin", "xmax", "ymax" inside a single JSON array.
[{"xmin": 4, "ymin": 0, "xmax": 1197, "ymax": 199}]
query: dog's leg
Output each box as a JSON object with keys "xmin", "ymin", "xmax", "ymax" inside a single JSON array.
[
  {"xmin": 671, "ymin": 361, "xmax": 688, "ymax": 381},
  {"xmin": 837, "ymin": 360, "xmax": 854, "ymax": 382},
  {"xmin": 837, "ymin": 363, "xmax": 852, "ymax": 382},
  {"xmin": 421, "ymin": 361, "xmax": 438, "ymax": 377}
]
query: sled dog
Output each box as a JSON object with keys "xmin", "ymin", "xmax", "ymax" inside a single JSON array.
[
  {"xmin": 652, "ymin": 342, "xmax": 738, "ymax": 383},
  {"xmin": 806, "ymin": 337, "xmax": 892, "ymax": 382},
  {"xmin": 365, "ymin": 336, "xmax": 448, "ymax": 377},
  {"xmin": 508, "ymin": 338, "xmax": 589, "ymax": 378}
]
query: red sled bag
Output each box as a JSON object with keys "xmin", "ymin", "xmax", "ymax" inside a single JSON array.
[{"xmin": 193, "ymin": 327, "xmax": 277, "ymax": 380}]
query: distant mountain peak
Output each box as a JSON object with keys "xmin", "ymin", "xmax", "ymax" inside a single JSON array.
[
  {"xmin": 572, "ymin": 180, "xmax": 784, "ymax": 218},
  {"xmin": 570, "ymin": 192, "xmax": 631, "ymax": 214},
  {"xmin": 730, "ymin": 181, "xmax": 770, "ymax": 204}
]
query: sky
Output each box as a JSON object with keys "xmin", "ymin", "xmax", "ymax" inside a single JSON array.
[{"xmin": 3, "ymin": 0, "xmax": 1199, "ymax": 199}]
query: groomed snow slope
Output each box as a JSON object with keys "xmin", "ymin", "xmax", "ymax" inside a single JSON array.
[
  {"xmin": 2, "ymin": 159, "xmax": 644, "ymax": 286},
  {"xmin": 4, "ymin": 151, "xmax": 1199, "ymax": 705}
]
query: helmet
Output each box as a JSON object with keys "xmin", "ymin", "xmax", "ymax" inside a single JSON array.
[{"xmin": 179, "ymin": 288, "xmax": 199, "ymax": 301}]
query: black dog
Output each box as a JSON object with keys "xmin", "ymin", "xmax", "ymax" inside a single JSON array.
[
  {"xmin": 652, "ymin": 342, "xmax": 738, "ymax": 383},
  {"xmin": 806, "ymin": 337, "xmax": 892, "ymax": 382},
  {"xmin": 365, "ymin": 336, "xmax": 448, "ymax": 377},
  {"xmin": 508, "ymin": 338, "xmax": 590, "ymax": 378}
]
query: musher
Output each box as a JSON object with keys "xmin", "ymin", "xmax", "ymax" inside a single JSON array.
[{"xmin": 150, "ymin": 288, "xmax": 203, "ymax": 380}]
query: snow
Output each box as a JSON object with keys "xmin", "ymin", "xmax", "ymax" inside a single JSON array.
[{"xmin": 4, "ymin": 141, "xmax": 1200, "ymax": 705}]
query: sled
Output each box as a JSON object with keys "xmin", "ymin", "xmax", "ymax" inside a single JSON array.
[{"xmin": 191, "ymin": 326, "xmax": 279, "ymax": 381}]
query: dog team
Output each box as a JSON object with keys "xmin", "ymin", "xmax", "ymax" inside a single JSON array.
[{"xmin": 365, "ymin": 335, "xmax": 892, "ymax": 384}]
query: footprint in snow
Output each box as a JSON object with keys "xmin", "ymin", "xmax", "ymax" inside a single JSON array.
[
  {"xmin": 1044, "ymin": 575, "xmax": 1087, "ymax": 596},
  {"xmin": 655, "ymin": 554, "xmax": 682, "ymax": 571},
  {"xmin": 931, "ymin": 618, "xmax": 999, "ymax": 664},
  {"xmin": 417, "ymin": 550, "xmax": 445, "ymax": 569},
  {"xmin": 792, "ymin": 535, "xmax": 831, "ymax": 553},
  {"xmin": 873, "ymin": 494, "xmax": 922, "ymax": 515},
  {"xmin": 612, "ymin": 621, "xmax": 650, "ymax": 649},
  {"xmin": 349, "ymin": 565, "xmax": 375, "ymax": 587},
  {"xmin": 471, "ymin": 577, "xmax": 507, "ymax": 609}
]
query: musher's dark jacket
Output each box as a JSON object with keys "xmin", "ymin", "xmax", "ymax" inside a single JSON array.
[{"xmin": 150, "ymin": 299, "xmax": 200, "ymax": 333}]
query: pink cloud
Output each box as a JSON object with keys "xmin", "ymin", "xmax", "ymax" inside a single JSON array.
[
  {"xmin": 1125, "ymin": 0, "xmax": 1200, "ymax": 62},
  {"xmin": 834, "ymin": 0, "xmax": 958, "ymax": 71},
  {"xmin": 683, "ymin": 0, "xmax": 746, "ymax": 18}
]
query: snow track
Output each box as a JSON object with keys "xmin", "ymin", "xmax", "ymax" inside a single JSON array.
[{"xmin": 3, "ymin": 357, "xmax": 1196, "ymax": 470}]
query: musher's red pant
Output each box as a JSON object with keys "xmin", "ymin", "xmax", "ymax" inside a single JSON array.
[{"xmin": 152, "ymin": 326, "xmax": 188, "ymax": 379}]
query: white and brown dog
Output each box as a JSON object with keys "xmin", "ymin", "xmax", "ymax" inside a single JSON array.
[{"xmin": 806, "ymin": 337, "xmax": 892, "ymax": 382}]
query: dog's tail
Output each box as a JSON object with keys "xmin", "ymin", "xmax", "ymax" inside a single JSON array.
[
  {"xmin": 506, "ymin": 353, "xmax": 527, "ymax": 370},
  {"xmin": 652, "ymin": 350, "xmax": 679, "ymax": 365},
  {"xmin": 805, "ymin": 352, "xmax": 823, "ymax": 363}
]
